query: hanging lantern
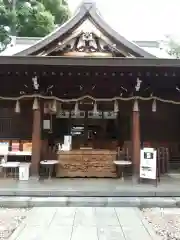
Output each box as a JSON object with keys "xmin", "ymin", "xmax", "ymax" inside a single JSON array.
[
  {"xmin": 15, "ymin": 100, "xmax": 20, "ymax": 113},
  {"xmin": 74, "ymin": 102, "xmax": 79, "ymax": 115},
  {"xmin": 32, "ymin": 98, "xmax": 39, "ymax": 110},
  {"xmin": 133, "ymin": 99, "xmax": 139, "ymax": 112},
  {"xmin": 114, "ymin": 100, "xmax": 119, "ymax": 113},
  {"xmin": 51, "ymin": 99, "xmax": 57, "ymax": 113},
  {"xmin": 152, "ymin": 99, "xmax": 156, "ymax": 112},
  {"xmin": 93, "ymin": 101, "xmax": 98, "ymax": 115}
]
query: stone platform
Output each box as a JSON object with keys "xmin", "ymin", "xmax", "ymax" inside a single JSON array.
[{"xmin": 0, "ymin": 177, "xmax": 179, "ymax": 197}]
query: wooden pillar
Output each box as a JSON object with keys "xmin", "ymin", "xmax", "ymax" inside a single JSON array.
[
  {"xmin": 132, "ymin": 100, "xmax": 141, "ymax": 178},
  {"xmin": 84, "ymin": 110, "xmax": 88, "ymax": 146},
  {"xmin": 31, "ymin": 101, "xmax": 41, "ymax": 177},
  {"xmin": 41, "ymin": 139, "xmax": 48, "ymax": 160}
]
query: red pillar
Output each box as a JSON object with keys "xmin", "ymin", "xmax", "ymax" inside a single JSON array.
[
  {"xmin": 132, "ymin": 100, "xmax": 141, "ymax": 179},
  {"xmin": 31, "ymin": 107, "xmax": 41, "ymax": 177}
]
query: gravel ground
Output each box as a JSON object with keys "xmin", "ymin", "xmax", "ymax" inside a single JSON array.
[
  {"xmin": 0, "ymin": 208, "xmax": 29, "ymax": 240},
  {"xmin": 142, "ymin": 208, "xmax": 180, "ymax": 240}
]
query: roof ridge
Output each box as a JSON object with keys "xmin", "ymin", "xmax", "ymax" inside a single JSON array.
[
  {"xmin": 15, "ymin": 0, "xmax": 155, "ymax": 58},
  {"xmin": 75, "ymin": 0, "xmax": 96, "ymax": 13}
]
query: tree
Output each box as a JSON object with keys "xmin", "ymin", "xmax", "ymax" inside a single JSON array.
[
  {"xmin": 42, "ymin": 0, "xmax": 70, "ymax": 25},
  {"xmin": 166, "ymin": 35, "xmax": 180, "ymax": 59},
  {"xmin": 16, "ymin": 1, "xmax": 55, "ymax": 37},
  {"xmin": 0, "ymin": 0, "xmax": 70, "ymax": 52},
  {"xmin": 0, "ymin": 0, "xmax": 13, "ymax": 52}
]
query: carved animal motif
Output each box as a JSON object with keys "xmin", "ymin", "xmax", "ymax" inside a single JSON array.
[{"xmin": 76, "ymin": 32, "xmax": 98, "ymax": 52}]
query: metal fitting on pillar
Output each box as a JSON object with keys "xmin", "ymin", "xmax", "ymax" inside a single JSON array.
[
  {"xmin": 93, "ymin": 101, "xmax": 98, "ymax": 115},
  {"xmin": 114, "ymin": 100, "xmax": 119, "ymax": 113},
  {"xmin": 152, "ymin": 99, "xmax": 156, "ymax": 112},
  {"xmin": 74, "ymin": 101, "xmax": 79, "ymax": 116},
  {"xmin": 15, "ymin": 100, "xmax": 20, "ymax": 113},
  {"xmin": 52, "ymin": 99, "xmax": 57, "ymax": 113},
  {"xmin": 32, "ymin": 98, "xmax": 39, "ymax": 110}
]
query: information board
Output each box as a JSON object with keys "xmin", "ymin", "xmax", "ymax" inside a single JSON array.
[{"xmin": 140, "ymin": 147, "xmax": 157, "ymax": 180}]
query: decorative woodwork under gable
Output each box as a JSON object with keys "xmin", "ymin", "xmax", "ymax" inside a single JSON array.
[{"xmin": 46, "ymin": 31, "xmax": 116, "ymax": 56}]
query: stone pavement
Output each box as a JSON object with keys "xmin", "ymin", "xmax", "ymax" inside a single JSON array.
[{"xmin": 10, "ymin": 207, "xmax": 159, "ymax": 240}]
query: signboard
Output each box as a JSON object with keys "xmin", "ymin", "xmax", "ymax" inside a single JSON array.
[
  {"xmin": 11, "ymin": 142, "xmax": 20, "ymax": 152},
  {"xmin": 56, "ymin": 111, "xmax": 70, "ymax": 118},
  {"xmin": 62, "ymin": 135, "xmax": 72, "ymax": 151},
  {"xmin": 43, "ymin": 120, "xmax": 51, "ymax": 130},
  {"xmin": 71, "ymin": 126, "xmax": 84, "ymax": 136},
  {"xmin": 103, "ymin": 111, "xmax": 117, "ymax": 119},
  {"xmin": 19, "ymin": 163, "xmax": 31, "ymax": 181},
  {"xmin": 71, "ymin": 111, "xmax": 85, "ymax": 118},
  {"xmin": 88, "ymin": 111, "xmax": 103, "ymax": 119},
  {"xmin": 64, "ymin": 135, "xmax": 72, "ymax": 146},
  {"xmin": 140, "ymin": 147, "xmax": 157, "ymax": 180},
  {"xmin": 56, "ymin": 111, "xmax": 117, "ymax": 119},
  {"xmin": 0, "ymin": 142, "xmax": 9, "ymax": 155}
]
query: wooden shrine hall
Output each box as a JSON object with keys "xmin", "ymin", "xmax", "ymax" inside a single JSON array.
[{"xmin": 0, "ymin": 1, "xmax": 180, "ymax": 179}]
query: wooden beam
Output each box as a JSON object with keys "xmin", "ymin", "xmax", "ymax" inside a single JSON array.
[{"xmin": 1, "ymin": 56, "xmax": 180, "ymax": 67}]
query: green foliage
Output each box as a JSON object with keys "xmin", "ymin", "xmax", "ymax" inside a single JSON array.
[
  {"xmin": 16, "ymin": 1, "xmax": 55, "ymax": 37},
  {"xmin": 0, "ymin": 0, "xmax": 12, "ymax": 51},
  {"xmin": 0, "ymin": 26, "xmax": 11, "ymax": 52},
  {"xmin": 41, "ymin": 0, "xmax": 70, "ymax": 24},
  {"xmin": 0, "ymin": 0, "xmax": 70, "ymax": 52}
]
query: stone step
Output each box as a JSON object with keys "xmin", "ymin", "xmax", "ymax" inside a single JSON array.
[
  {"xmin": 0, "ymin": 196, "xmax": 179, "ymax": 208},
  {"xmin": 1, "ymin": 187, "xmax": 179, "ymax": 197}
]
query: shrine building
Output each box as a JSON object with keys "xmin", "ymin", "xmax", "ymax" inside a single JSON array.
[{"xmin": 0, "ymin": 1, "xmax": 179, "ymax": 178}]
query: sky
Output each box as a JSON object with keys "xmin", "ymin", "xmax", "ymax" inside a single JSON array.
[{"xmin": 68, "ymin": 0, "xmax": 180, "ymax": 41}]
